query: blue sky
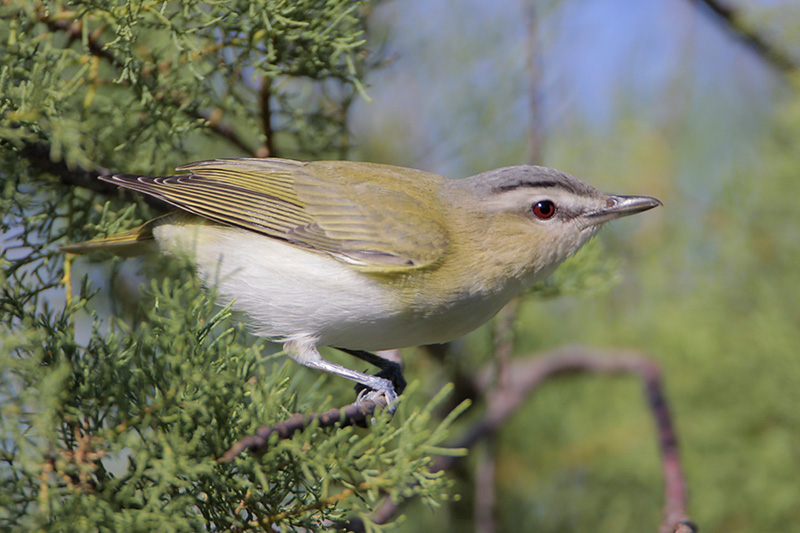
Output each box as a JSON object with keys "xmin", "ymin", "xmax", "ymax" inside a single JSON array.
[{"xmin": 352, "ymin": 0, "xmax": 785, "ymax": 186}]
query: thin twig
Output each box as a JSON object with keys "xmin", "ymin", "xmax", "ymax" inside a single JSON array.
[
  {"xmin": 523, "ymin": 1, "xmax": 544, "ymax": 164},
  {"xmin": 38, "ymin": 10, "xmax": 258, "ymax": 157},
  {"xmin": 492, "ymin": 297, "xmax": 520, "ymax": 389},
  {"xmin": 193, "ymin": 109, "xmax": 256, "ymax": 156},
  {"xmin": 42, "ymin": 13, "xmax": 117, "ymax": 66},
  {"xmin": 254, "ymin": 481, "xmax": 372, "ymax": 528},
  {"xmin": 16, "ymin": 142, "xmax": 169, "ymax": 210},
  {"xmin": 18, "ymin": 141, "xmax": 113, "ymax": 189},
  {"xmin": 221, "ymin": 397, "xmax": 388, "ymax": 462},
  {"xmin": 470, "ymin": 297, "xmax": 521, "ymax": 533},
  {"xmin": 689, "ymin": 0, "xmax": 796, "ymax": 73},
  {"xmin": 474, "ymin": 440, "xmax": 497, "ymax": 533},
  {"xmin": 257, "ymin": 76, "xmax": 276, "ymax": 158}
]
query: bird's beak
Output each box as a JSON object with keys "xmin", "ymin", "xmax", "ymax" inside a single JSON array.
[{"xmin": 584, "ymin": 195, "xmax": 662, "ymax": 224}]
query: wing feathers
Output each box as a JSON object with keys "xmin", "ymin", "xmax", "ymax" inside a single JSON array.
[{"xmin": 100, "ymin": 159, "xmax": 449, "ymax": 270}]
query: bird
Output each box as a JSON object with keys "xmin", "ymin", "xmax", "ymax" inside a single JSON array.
[{"xmin": 62, "ymin": 157, "xmax": 661, "ymax": 409}]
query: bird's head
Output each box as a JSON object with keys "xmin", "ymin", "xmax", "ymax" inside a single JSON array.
[{"xmin": 452, "ymin": 165, "xmax": 661, "ymax": 285}]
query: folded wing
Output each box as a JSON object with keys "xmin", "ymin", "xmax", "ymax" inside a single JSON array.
[{"xmin": 100, "ymin": 158, "xmax": 449, "ymax": 271}]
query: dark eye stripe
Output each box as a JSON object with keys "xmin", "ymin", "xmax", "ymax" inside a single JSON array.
[{"xmin": 495, "ymin": 180, "xmax": 562, "ymax": 193}]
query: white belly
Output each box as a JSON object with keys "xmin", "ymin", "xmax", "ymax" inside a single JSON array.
[{"xmin": 153, "ymin": 224, "xmax": 516, "ymax": 350}]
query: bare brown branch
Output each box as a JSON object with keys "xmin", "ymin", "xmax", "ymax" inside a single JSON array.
[
  {"xmin": 474, "ymin": 441, "xmax": 497, "ymax": 533},
  {"xmin": 366, "ymin": 346, "xmax": 694, "ymax": 533},
  {"xmin": 256, "ymin": 76, "xmax": 276, "ymax": 158},
  {"xmin": 221, "ymin": 397, "xmax": 389, "ymax": 462},
  {"xmin": 523, "ymin": 2, "xmax": 545, "ymax": 164}
]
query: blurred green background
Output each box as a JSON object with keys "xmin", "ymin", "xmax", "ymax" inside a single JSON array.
[{"xmin": 351, "ymin": 1, "xmax": 800, "ymax": 531}]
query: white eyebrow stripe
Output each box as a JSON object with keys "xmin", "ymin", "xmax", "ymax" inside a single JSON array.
[{"xmin": 484, "ymin": 187, "xmax": 591, "ymax": 218}]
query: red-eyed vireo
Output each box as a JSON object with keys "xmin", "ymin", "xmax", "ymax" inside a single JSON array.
[{"xmin": 63, "ymin": 158, "xmax": 661, "ymax": 408}]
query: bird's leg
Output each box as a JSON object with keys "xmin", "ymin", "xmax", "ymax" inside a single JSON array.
[
  {"xmin": 334, "ymin": 347, "xmax": 407, "ymax": 397},
  {"xmin": 285, "ymin": 339, "xmax": 400, "ymax": 410}
]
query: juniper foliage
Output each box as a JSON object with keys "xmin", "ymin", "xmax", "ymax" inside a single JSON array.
[{"xmin": 0, "ymin": 1, "xmax": 464, "ymax": 530}]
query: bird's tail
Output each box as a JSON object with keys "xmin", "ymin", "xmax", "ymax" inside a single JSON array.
[{"xmin": 60, "ymin": 213, "xmax": 175, "ymax": 257}]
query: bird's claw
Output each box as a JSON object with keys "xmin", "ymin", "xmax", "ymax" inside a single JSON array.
[
  {"xmin": 353, "ymin": 364, "xmax": 405, "ymax": 415},
  {"xmin": 355, "ymin": 386, "xmax": 399, "ymax": 415}
]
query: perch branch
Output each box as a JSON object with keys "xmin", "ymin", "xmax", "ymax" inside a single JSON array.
[{"xmin": 221, "ymin": 397, "xmax": 389, "ymax": 462}]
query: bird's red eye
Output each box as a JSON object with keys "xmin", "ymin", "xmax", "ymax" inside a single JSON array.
[{"xmin": 532, "ymin": 200, "xmax": 556, "ymax": 219}]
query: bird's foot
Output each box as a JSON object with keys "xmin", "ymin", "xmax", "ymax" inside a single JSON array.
[
  {"xmin": 355, "ymin": 383, "xmax": 399, "ymax": 415},
  {"xmin": 354, "ymin": 364, "xmax": 406, "ymax": 415}
]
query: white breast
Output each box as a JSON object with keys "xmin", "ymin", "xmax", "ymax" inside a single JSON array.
[
  {"xmin": 153, "ymin": 224, "xmax": 398, "ymax": 345},
  {"xmin": 153, "ymin": 223, "xmax": 525, "ymax": 351}
]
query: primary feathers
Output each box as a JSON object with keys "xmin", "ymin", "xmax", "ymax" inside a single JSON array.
[{"xmin": 93, "ymin": 158, "xmax": 450, "ymax": 270}]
